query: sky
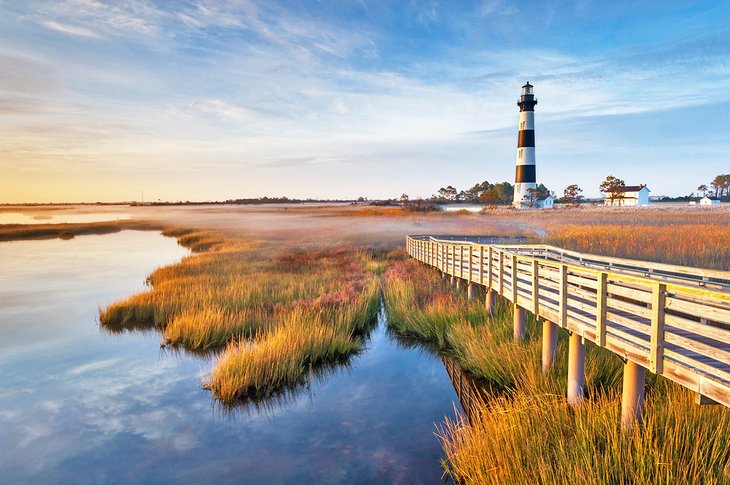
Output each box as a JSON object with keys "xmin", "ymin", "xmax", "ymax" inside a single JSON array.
[{"xmin": 1, "ymin": 0, "xmax": 729, "ymax": 203}]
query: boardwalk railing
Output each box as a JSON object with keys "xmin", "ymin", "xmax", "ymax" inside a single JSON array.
[{"xmin": 406, "ymin": 235, "xmax": 730, "ymax": 429}]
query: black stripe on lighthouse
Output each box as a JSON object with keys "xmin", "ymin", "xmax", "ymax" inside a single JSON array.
[
  {"xmin": 515, "ymin": 164, "xmax": 536, "ymax": 183},
  {"xmin": 517, "ymin": 130, "xmax": 535, "ymax": 148}
]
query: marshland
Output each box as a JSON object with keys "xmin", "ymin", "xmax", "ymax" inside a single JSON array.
[{"xmin": 0, "ymin": 203, "xmax": 728, "ymax": 483}]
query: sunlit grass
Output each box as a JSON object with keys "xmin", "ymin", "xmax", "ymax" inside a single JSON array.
[
  {"xmin": 383, "ymin": 255, "xmax": 728, "ymax": 483},
  {"xmin": 548, "ymin": 224, "xmax": 730, "ymax": 270},
  {"xmin": 100, "ymin": 229, "xmax": 383, "ymax": 401}
]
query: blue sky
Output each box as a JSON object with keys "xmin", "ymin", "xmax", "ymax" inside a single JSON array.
[{"xmin": 1, "ymin": 0, "xmax": 729, "ymax": 202}]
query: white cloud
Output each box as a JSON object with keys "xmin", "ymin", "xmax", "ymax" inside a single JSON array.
[{"xmin": 41, "ymin": 20, "xmax": 101, "ymax": 38}]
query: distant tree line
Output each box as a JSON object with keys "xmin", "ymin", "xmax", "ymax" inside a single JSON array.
[
  {"xmin": 697, "ymin": 174, "xmax": 730, "ymax": 200},
  {"xmin": 431, "ymin": 181, "xmax": 552, "ymax": 206}
]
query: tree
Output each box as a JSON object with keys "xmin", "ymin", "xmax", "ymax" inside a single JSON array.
[
  {"xmin": 562, "ymin": 184, "xmax": 584, "ymax": 205},
  {"xmin": 437, "ymin": 185, "xmax": 458, "ymax": 201},
  {"xmin": 599, "ymin": 175, "xmax": 626, "ymax": 206},
  {"xmin": 399, "ymin": 193, "xmax": 409, "ymax": 204},
  {"xmin": 525, "ymin": 187, "xmax": 539, "ymax": 208},
  {"xmin": 463, "ymin": 183, "xmax": 483, "ymax": 202},
  {"xmin": 712, "ymin": 174, "xmax": 730, "ymax": 199},
  {"xmin": 697, "ymin": 184, "xmax": 709, "ymax": 198}
]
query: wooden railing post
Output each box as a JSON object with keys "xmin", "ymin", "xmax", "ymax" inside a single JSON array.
[
  {"xmin": 467, "ymin": 245, "xmax": 473, "ymax": 282},
  {"xmin": 487, "ymin": 247, "xmax": 493, "ymax": 291},
  {"xmin": 531, "ymin": 259, "xmax": 539, "ymax": 316},
  {"xmin": 478, "ymin": 246, "xmax": 484, "ymax": 285},
  {"xmin": 559, "ymin": 264, "xmax": 568, "ymax": 328},
  {"xmin": 650, "ymin": 282, "xmax": 666, "ymax": 374},
  {"xmin": 596, "ymin": 272, "xmax": 608, "ymax": 347},
  {"xmin": 511, "ymin": 255, "xmax": 518, "ymax": 304},
  {"xmin": 499, "ymin": 251, "xmax": 505, "ymax": 296}
]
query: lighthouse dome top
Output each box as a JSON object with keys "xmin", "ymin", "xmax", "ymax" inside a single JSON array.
[{"xmin": 522, "ymin": 82, "xmax": 534, "ymax": 95}]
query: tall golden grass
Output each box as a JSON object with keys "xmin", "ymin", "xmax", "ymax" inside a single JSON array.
[
  {"xmin": 383, "ymin": 256, "xmax": 729, "ymax": 483},
  {"xmin": 549, "ymin": 224, "xmax": 730, "ymax": 270},
  {"xmin": 100, "ymin": 230, "xmax": 384, "ymax": 402}
]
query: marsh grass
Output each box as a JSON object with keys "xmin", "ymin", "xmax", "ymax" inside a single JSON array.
[
  {"xmin": 549, "ymin": 224, "xmax": 730, "ymax": 270},
  {"xmin": 383, "ymin": 256, "xmax": 728, "ymax": 483},
  {"xmin": 0, "ymin": 220, "xmax": 165, "ymax": 242},
  {"xmin": 438, "ymin": 382, "xmax": 729, "ymax": 484},
  {"xmin": 100, "ymin": 229, "xmax": 383, "ymax": 401}
]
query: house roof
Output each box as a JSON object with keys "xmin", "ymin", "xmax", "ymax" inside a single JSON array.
[
  {"xmin": 615, "ymin": 185, "xmax": 649, "ymax": 193},
  {"xmin": 536, "ymin": 195, "xmax": 553, "ymax": 201}
]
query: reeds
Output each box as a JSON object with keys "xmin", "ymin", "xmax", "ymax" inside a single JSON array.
[
  {"xmin": 100, "ymin": 230, "xmax": 382, "ymax": 401},
  {"xmin": 382, "ymin": 256, "xmax": 728, "ymax": 483},
  {"xmin": 548, "ymin": 224, "xmax": 730, "ymax": 270}
]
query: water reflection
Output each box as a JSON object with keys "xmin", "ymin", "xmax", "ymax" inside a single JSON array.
[
  {"xmin": 0, "ymin": 212, "xmax": 132, "ymax": 225},
  {"xmin": 0, "ymin": 232, "xmax": 465, "ymax": 483}
]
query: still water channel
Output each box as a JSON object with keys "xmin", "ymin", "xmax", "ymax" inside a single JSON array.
[{"xmin": 0, "ymin": 230, "xmax": 463, "ymax": 484}]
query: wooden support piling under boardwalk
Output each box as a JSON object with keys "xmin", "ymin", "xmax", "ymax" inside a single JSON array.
[
  {"xmin": 513, "ymin": 304, "xmax": 526, "ymax": 341},
  {"xmin": 450, "ymin": 275, "xmax": 456, "ymax": 287},
  {"xmin": 542, "ymin": 319, "xmax": 558, "ymax": 372},
  {"xmin": 485, "ymin": 289, "xmax": 496, "ymax": 315},
  {"xmin": 455, "ymin": 278, "xmax": 463, "ymax": 290},
  {"xmin": 467, "ymin": 282, "xmax": 476, "ymax": 300},
  {"xmin": 567, "ymin": 332, "xmax": 586, "ymax": 405},
  {"xmin": 621, "ymin": 359, "xmax": 647, "ymax": 431}
]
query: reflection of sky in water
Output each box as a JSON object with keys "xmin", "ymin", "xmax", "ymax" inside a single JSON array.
[
  {"xmin": 0, "ymin": 231, "xmax": 462, "ymax": 483},
  {"xmin": 0, "ymin": 212, "xmax": 131, "ymax": 225}
]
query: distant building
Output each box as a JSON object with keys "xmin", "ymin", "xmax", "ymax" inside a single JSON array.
[
  {"xmin": 700, "ymin": 196, "xmax": 720, "ymax": 206},
  {"xmin": 536, "ymin": 195, "xmax": 555, "ymax": 208},
  {"xmin": 604, "ymin": 184, "xmax": 650, "ymax": 207}
]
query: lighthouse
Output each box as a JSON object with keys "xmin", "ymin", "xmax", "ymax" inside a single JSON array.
[{"xmin": 513, "ymin": 82, "xmax": 538, "ymax": 208}]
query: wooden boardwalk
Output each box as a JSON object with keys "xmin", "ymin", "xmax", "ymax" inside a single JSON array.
[{"xmin": 406, "ymin": 235, "xmax": 730, "ymax": 427}]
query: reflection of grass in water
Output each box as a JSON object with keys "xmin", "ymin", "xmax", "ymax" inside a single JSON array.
[
  {"xmin": 100, "ymin": 228, "xmax": 386, "ymax": 402},
  {"xmin": 0, "ymin": 220, "xmax": 166, "ymax": 242},
  {"xmin": 212, "ymin": 353, "xmax": 360, "ymax": 419},
  {"xmin": 383, "ymin": 257, "xmax": 729, "ymax": 484}
]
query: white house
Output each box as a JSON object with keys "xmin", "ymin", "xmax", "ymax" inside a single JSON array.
[
  {"xmin": 604, "ymin": 184, "xmax": 650, "ymax": 207},
  {"xmin": 700, "ymin": 196, "xmax": 721, "ymax": 206},
  {"xmin": 536, "ymin": 195, "xmax": 555, "ymax": 208}
]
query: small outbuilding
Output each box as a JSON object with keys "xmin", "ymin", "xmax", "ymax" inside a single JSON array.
[
  {"xmin": 536, "ymin": 195, "xmax": 555, "ymax": 209},
  {"xmin": 700, "ymin": 196, "xmax": 721, "ymax": 206},
  {"xmin": 604, "ymin": 184, "xmax": 650, "ymax": 207}
]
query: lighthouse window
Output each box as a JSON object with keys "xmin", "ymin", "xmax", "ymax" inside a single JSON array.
[
  {"xmin": 520, "ymin": 121, "xmax": 525, "ymax": 130},
  {"xmin": 519, "ymin": 149, "xmax": 523, "ymax": 159}
]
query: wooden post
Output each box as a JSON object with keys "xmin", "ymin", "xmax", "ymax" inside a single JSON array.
[
  {"xmin": 499, "ymin": 251, "xmax": 505, "ymax": 296},
  {"xmin": 467, "ymin": 245, "xmax": 473, "ymax": 282},
  {"xmin": 596, "ymin": 272, "xmax": 608, "ymax": 347},
  {"xmin": 450, "ymin": 275, "xmax": 456, "ymax": 288},
  {"xmin": 485, "ymin": 289, "xmax": 496, "ymax": 315},
  {"xmin": 567, "ymin": 332, "xmax": 586, "ymax": 405},
  {"xmin": 468, "ymin": 282, "xmax": 476, "ymax": 300},
  {"xmin": 559, "ymin": 264, "xmax": 568, "ymax": 328},
  {"xmin": 456, "ymin": 278, "xmax": 463, "ymax": 290},
  {"xmin": 487, "ymin": 247, "xmax": 493, "ymax": 291},
  {"xmin": 542, "ymin": 319, "xmax": 558, "ymax": 372},
  {"xmin": 460, "ymin": 245, "xmax": 465, "ymax": 279},
  {"xmin": 511, "ymin": 255, "xmax": 518, "ymax": 305},
  {"xmin": 650, "ymin": 282, "xmax": 666, "ymax": 374},
  {"xmin": 478, "ymin": 246, "xmax": 484, "ymax": 285},
  {"xmin": 513, "ymin": 304, "xmax": 526, "ymax": 341},
  {"xmin": 532, "ymin": 259, "xmax": 539, "ymax": 316},
  {"xmin": 621, "ymin": 360, "xmax": 646, "ymax": 432}
]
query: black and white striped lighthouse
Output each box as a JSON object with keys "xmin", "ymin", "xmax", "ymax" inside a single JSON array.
[{"xmin": 513, "ymin": 82, "xmax": 537, "ymax": 208}]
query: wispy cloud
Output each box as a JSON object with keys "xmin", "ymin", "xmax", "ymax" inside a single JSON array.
[{"xmin": 41, "ymin": 20, "xmax": 101, "ymax": 38}]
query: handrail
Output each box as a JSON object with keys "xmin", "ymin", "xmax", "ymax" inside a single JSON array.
[{"xmin": 405, "ymin": 235, "xmax": 730, "ymax": 409}]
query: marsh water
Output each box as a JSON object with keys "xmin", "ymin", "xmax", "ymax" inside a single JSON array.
[{"xmin": 0, "ymin": 230, "xmax": 464, "ymax": 484}]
